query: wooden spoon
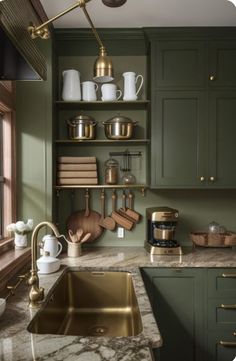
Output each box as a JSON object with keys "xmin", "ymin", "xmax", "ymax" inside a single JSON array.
[
  {"xmin": 68, "ymin": 229, "xmax": 78, "ymax": 243},
  {"xmin": 99, "ymin": 189, "xmax": 116, "ymax": 231}
]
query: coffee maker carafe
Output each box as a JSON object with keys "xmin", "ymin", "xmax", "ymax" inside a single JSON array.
[{"xmin": 145, "ymin": 207, "xmax": 182, "ymax": 255}]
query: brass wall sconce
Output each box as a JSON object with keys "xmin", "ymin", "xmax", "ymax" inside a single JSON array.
[{"xmin": 28, "ymin": 0, "xmax": 114, "ymax": 82}]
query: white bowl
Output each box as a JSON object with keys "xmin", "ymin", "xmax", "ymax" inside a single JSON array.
[{"xmin": 0, "ymin": 298, "xmax": 6, "ymax": 317}]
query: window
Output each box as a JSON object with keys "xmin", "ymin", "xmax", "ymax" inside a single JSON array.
[
  {"xmin": 0, "ymin": 114, "xmax": 3, "ymax": 239},
  {"xmin": 0, "ymin": 81, "xmax": 16, "ymax": 243}
]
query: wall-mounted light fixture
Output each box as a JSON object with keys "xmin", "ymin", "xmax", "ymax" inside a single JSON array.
[{"xmin": 28, "ymin": 0, "xmax": 115, "ymax": 82}]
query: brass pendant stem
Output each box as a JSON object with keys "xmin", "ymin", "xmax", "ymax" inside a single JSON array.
[
  {"xmin": 28, "ymin": 0, "xmax": 93, "ymax": 38},
  {"xmin": 81, "ymin": 5, "xmax": 104, "ymax": 49}
]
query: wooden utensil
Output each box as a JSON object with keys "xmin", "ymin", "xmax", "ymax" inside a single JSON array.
[
  {"xmin": 111, "ymin": 189, "xmax": 134, "ymax": 230},
  {"xmin": 99, "ymin": 189, "xmax": 116, "ymax": 231},
  {"xmin": 66, "ymin": 189, "xmax": 103, "ymax": 242},
  {"xmin": 118, "ymin": 189, "xmax": 141, "ymax": 223},
  {"xmin": 126, "ymin": 190, "xmax": 141, "ymax": 222}
]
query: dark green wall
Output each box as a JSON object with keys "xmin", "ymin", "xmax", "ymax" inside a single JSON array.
[{"xmin": 15, "ymin": 31, "xmax": 236, "ymax": 247}]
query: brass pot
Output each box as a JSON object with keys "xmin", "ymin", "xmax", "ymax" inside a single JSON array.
[
  {"xmin": 102, "ymin": 115, "xmax": 137, "ymax": 140},
  {"xmin": 67, "ymin": 115, "xmax": 97, "ymax": 140}
]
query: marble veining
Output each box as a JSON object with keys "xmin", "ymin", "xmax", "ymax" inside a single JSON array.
[{"xmin": 1, "ymin": 246, "xmax": 236, "ymax": 361}]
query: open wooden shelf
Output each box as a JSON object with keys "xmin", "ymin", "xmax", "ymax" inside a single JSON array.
[
  {"xmin": 55, "ymin": 100, "xmax": 150, "ymax": 110},
  {"xmin": 55, "ymin": 139, "xmax": 150, "ymax": 145}
]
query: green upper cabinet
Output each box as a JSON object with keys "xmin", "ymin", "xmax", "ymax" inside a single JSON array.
[
  {"xmin": 208, "ymin": 41, "xmax": 236, "ymax": 88},
  {"xmin": 147, "ymin": 29, "xmax": 236, "ymax": 188},
  {"xmin": 152, "ymin": 40, "xmax": 206, "ymax": 89},
  {"xmin": 208, "ymin": 91, "xmax": 236, "ymax": 187},
  {"xmin": 151, "ymin": 91, "xmax": 207, "ymax": 187}
]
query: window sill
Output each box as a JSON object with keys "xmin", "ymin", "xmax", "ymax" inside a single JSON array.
[
  {"xmin": 0, "ymin": 237, "xmax": 14, "ymax": 255},
  {"xmin": 0, "ymin": 246, "xmax": 31, "ymax": 294}
]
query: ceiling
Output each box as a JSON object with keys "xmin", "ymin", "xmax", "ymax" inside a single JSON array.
[{"xmin": 40, "ymin": 0, "xmax": 236, "ymax": 28}]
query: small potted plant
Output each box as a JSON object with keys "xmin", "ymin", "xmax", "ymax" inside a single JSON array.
[{"xmin": 6, "ymin": 219, "xmax": 34, "ymax": 249}]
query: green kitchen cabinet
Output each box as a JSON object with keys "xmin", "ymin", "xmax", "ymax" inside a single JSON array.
[
  {"xmin": 208, "ymin": 91, "xmax": 236, "ymax": 187},
  {"xmin": 151, "ymin": 91, "xmax": 207, "ymax": 187},
  {"xmin": 152, "ymin": 40, "xmax": 206, "ymax": 89},
  {"xmin": 148, "ymin": 31, "xmax": 236, "ymax": 188},
  {"xmin": 208, "ymin": 41, "xmax": 236, "ymax": 88},
  {"xmin": 151, "ymin": 90, "xmax": 236, "ymax": 188},
  {"xmin": 141, "ymin": 267, "xmax": 236, "ymax": 361},
  {"xmin": 207, "ymin": 269, "xmax": 236, "ymax": 361},
  {"xmin": 141, "ymin": 268, "xmax": 206, "ymax": 361}
]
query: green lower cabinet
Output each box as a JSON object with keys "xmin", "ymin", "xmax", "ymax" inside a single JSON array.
[
  {"xmin": 141, "ymin": 268, "xmax": 206, "ymax": 361},
  {"xmin": 207, "ymin": 331, "xmax": 236, "ymax": 361}
]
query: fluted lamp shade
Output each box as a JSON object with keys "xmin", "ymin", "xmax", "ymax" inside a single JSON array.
[{"xmin": 93, "ymin": 46, "xmax": 114, "ymax": 83}]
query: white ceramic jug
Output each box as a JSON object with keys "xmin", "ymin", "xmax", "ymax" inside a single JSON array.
[
  {"xmin": 62, "ymin": 69, "xmax": 81, "ymax": 101},
  {"xmin": 41, "ymin": 234, "xmax": 63, "ymax": 258},
  {"xmin": 101, "ymin": 83, "xmax": 122, "ymax": 101},
  {"xmin": 82, "ymin": 81, "xmax": 98, "ymax": 101},
  {"xmin": 122, "ymin": 71, "xmax": 144, "ymax": 101}
]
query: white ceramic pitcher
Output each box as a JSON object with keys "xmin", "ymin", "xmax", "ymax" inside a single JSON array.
[
  {"xmin": 41, "ymin": 234, "xmax": 63, "ymax": 258},
  {"xmin": 62, "ymin": 69, "xmax": 81, "ymax": 101},
  {"xmin": 82, "ymin": 81, "xmax": 98, "ymax": 101},
  {"xmin": 122, "ymin": 71, "xmax": 144, "ymax": 101}
]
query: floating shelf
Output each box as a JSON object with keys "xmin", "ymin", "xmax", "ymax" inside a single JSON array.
[
  {"xmin": 55, "ymin": 139, "xmax": 150, "ymax": 145},
  {"xmin": 54, "ymin": 100, "xmax": 150, "ymax": 110}
]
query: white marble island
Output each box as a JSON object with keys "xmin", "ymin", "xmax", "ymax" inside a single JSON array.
[{"xmin": 1, "ymin": 246, "xmax": 236, "ymax": 361}]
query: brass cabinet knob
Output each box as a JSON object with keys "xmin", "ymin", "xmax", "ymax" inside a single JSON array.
[
  {"xmin": 209, "ymin": 176, "xmax": 215, "ymax": 182},
  {"xmin": 200, "ymin": 176, "xmax": 205, "ymax": 182},
  {"xmin": 209, "ymin": 75, "xmax": 216, "ymax": 81}
]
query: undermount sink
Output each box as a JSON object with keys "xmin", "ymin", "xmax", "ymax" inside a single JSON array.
[{"xmin": 27, "ymin": 269, "xmax": 143, "ymax": 337}]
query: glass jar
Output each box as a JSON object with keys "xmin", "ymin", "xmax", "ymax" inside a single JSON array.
[{"xmin": 105, "ymin": 158, "xmax": 118, "ymax": 185}]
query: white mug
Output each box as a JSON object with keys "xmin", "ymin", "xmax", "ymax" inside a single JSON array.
[
  {"xmin": 41, "ymin": 234, "xmax": 63, "ymax": 258},
  {"xmin": 101, "ymin": 84, "xmax": 122, "ymax": 101},
  {"xmin": 123, "ymin": 71, "xmax": 144, "ymax": 101},
  {"xmin": 82, "ymin": 81, "xmax": 98, "ymax": 101},
  {"xmin": 62, "ymin": 69, "xmax": 81, "ymax": 101}
]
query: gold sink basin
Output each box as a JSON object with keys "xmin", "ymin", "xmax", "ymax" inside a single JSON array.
[{"xmin": 27, "ymin": 270, "xmax": 143, "ymax": 337}]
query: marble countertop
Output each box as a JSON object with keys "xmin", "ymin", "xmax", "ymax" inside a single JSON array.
[{"xmin": 1, "ymin": 245, "xmax": 236, "ymax": 361}]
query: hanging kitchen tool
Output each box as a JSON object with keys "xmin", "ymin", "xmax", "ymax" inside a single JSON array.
[
  {"xmin": 111, "ymin": 190, "xmax": 134, "ymax": 230},
  {"xmin": 99, "ymin": 189, "xmax": 116, "ymax": 231},
  {"xmin": 125, "ymin": 190, "xmax": 141, "ymax": 222},
  {"xmin": 66, "ymin": 189, "xmax": 103, "ymax": 242},
  {"xmin": 117, "ymin": 189, "xmax": 139, "ymax": 225}
]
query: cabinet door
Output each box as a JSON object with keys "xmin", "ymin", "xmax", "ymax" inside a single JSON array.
[
  {"xmin": 208, "ymin": 41, "xmax": 236, "ymax": 87},
  {"xmin": 142, "ymin": 268, "xmax": 206, "ymax": 361},
  {"xmin": 152, "ymin": 40, "xmax": 206, "ymax": 89},
  {"xmin": 150, "ymin": 91, "xmax": 207, "ymax": 188},
  {"xmin": 208, "ymin": 92, "xmax": 236, "ymax": 187}
]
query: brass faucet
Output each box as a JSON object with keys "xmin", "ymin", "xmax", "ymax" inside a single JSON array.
[{"xmin": 28, "ymin": 221, "xmax": 61, "ymax": 308}]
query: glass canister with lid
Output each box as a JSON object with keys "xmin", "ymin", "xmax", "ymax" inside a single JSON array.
[{"xmin": 104, "ymin": 158, "xmax": 119, "ymax": 185}]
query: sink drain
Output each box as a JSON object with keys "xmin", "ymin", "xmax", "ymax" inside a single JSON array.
[{"xmin": 89, "ymin": 325, "xmax": 108, "ymax": 336}]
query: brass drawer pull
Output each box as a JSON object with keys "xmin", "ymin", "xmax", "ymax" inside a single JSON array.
[
  {"xmin": 222, "ymin": 273, "xmax": 236, "ymax": 278},
  {"xmin": 200, "ymin": 176, "xmax": 205, "ymax": 182},
  {"xmin": 221, "ymin": 304, "xmax": 236, "ymax": 309},
  {"xmin": 220, "ymin": 341, "xmax": 236, "ymax": 347},
  {"xmin": 209, "ymin": 75, "xmax": 216, "ymax": 81}
]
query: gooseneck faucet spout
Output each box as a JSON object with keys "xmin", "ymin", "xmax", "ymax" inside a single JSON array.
[{"xmin": 28, "ymin": 221, "xmax": 61, "ymax": 308}]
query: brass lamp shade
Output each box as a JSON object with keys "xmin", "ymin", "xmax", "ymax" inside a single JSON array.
[{"xmin": 93, "ymin": 46, "xmax": 114, "ymax": 83}]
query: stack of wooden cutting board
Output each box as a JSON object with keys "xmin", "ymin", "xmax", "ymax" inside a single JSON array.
[{"xmin": 57, "ymin": 156, "xmax": 98, "ymax": 185}]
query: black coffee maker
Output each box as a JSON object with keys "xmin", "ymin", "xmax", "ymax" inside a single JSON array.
[{"xmin": 145, "ymin": 206, "xmax": 182, "ymax": 255}]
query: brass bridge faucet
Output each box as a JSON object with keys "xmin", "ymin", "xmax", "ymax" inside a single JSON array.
[{"xmin": 28, "ymin": 221, "xmax": 62, "ymax": 308}]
